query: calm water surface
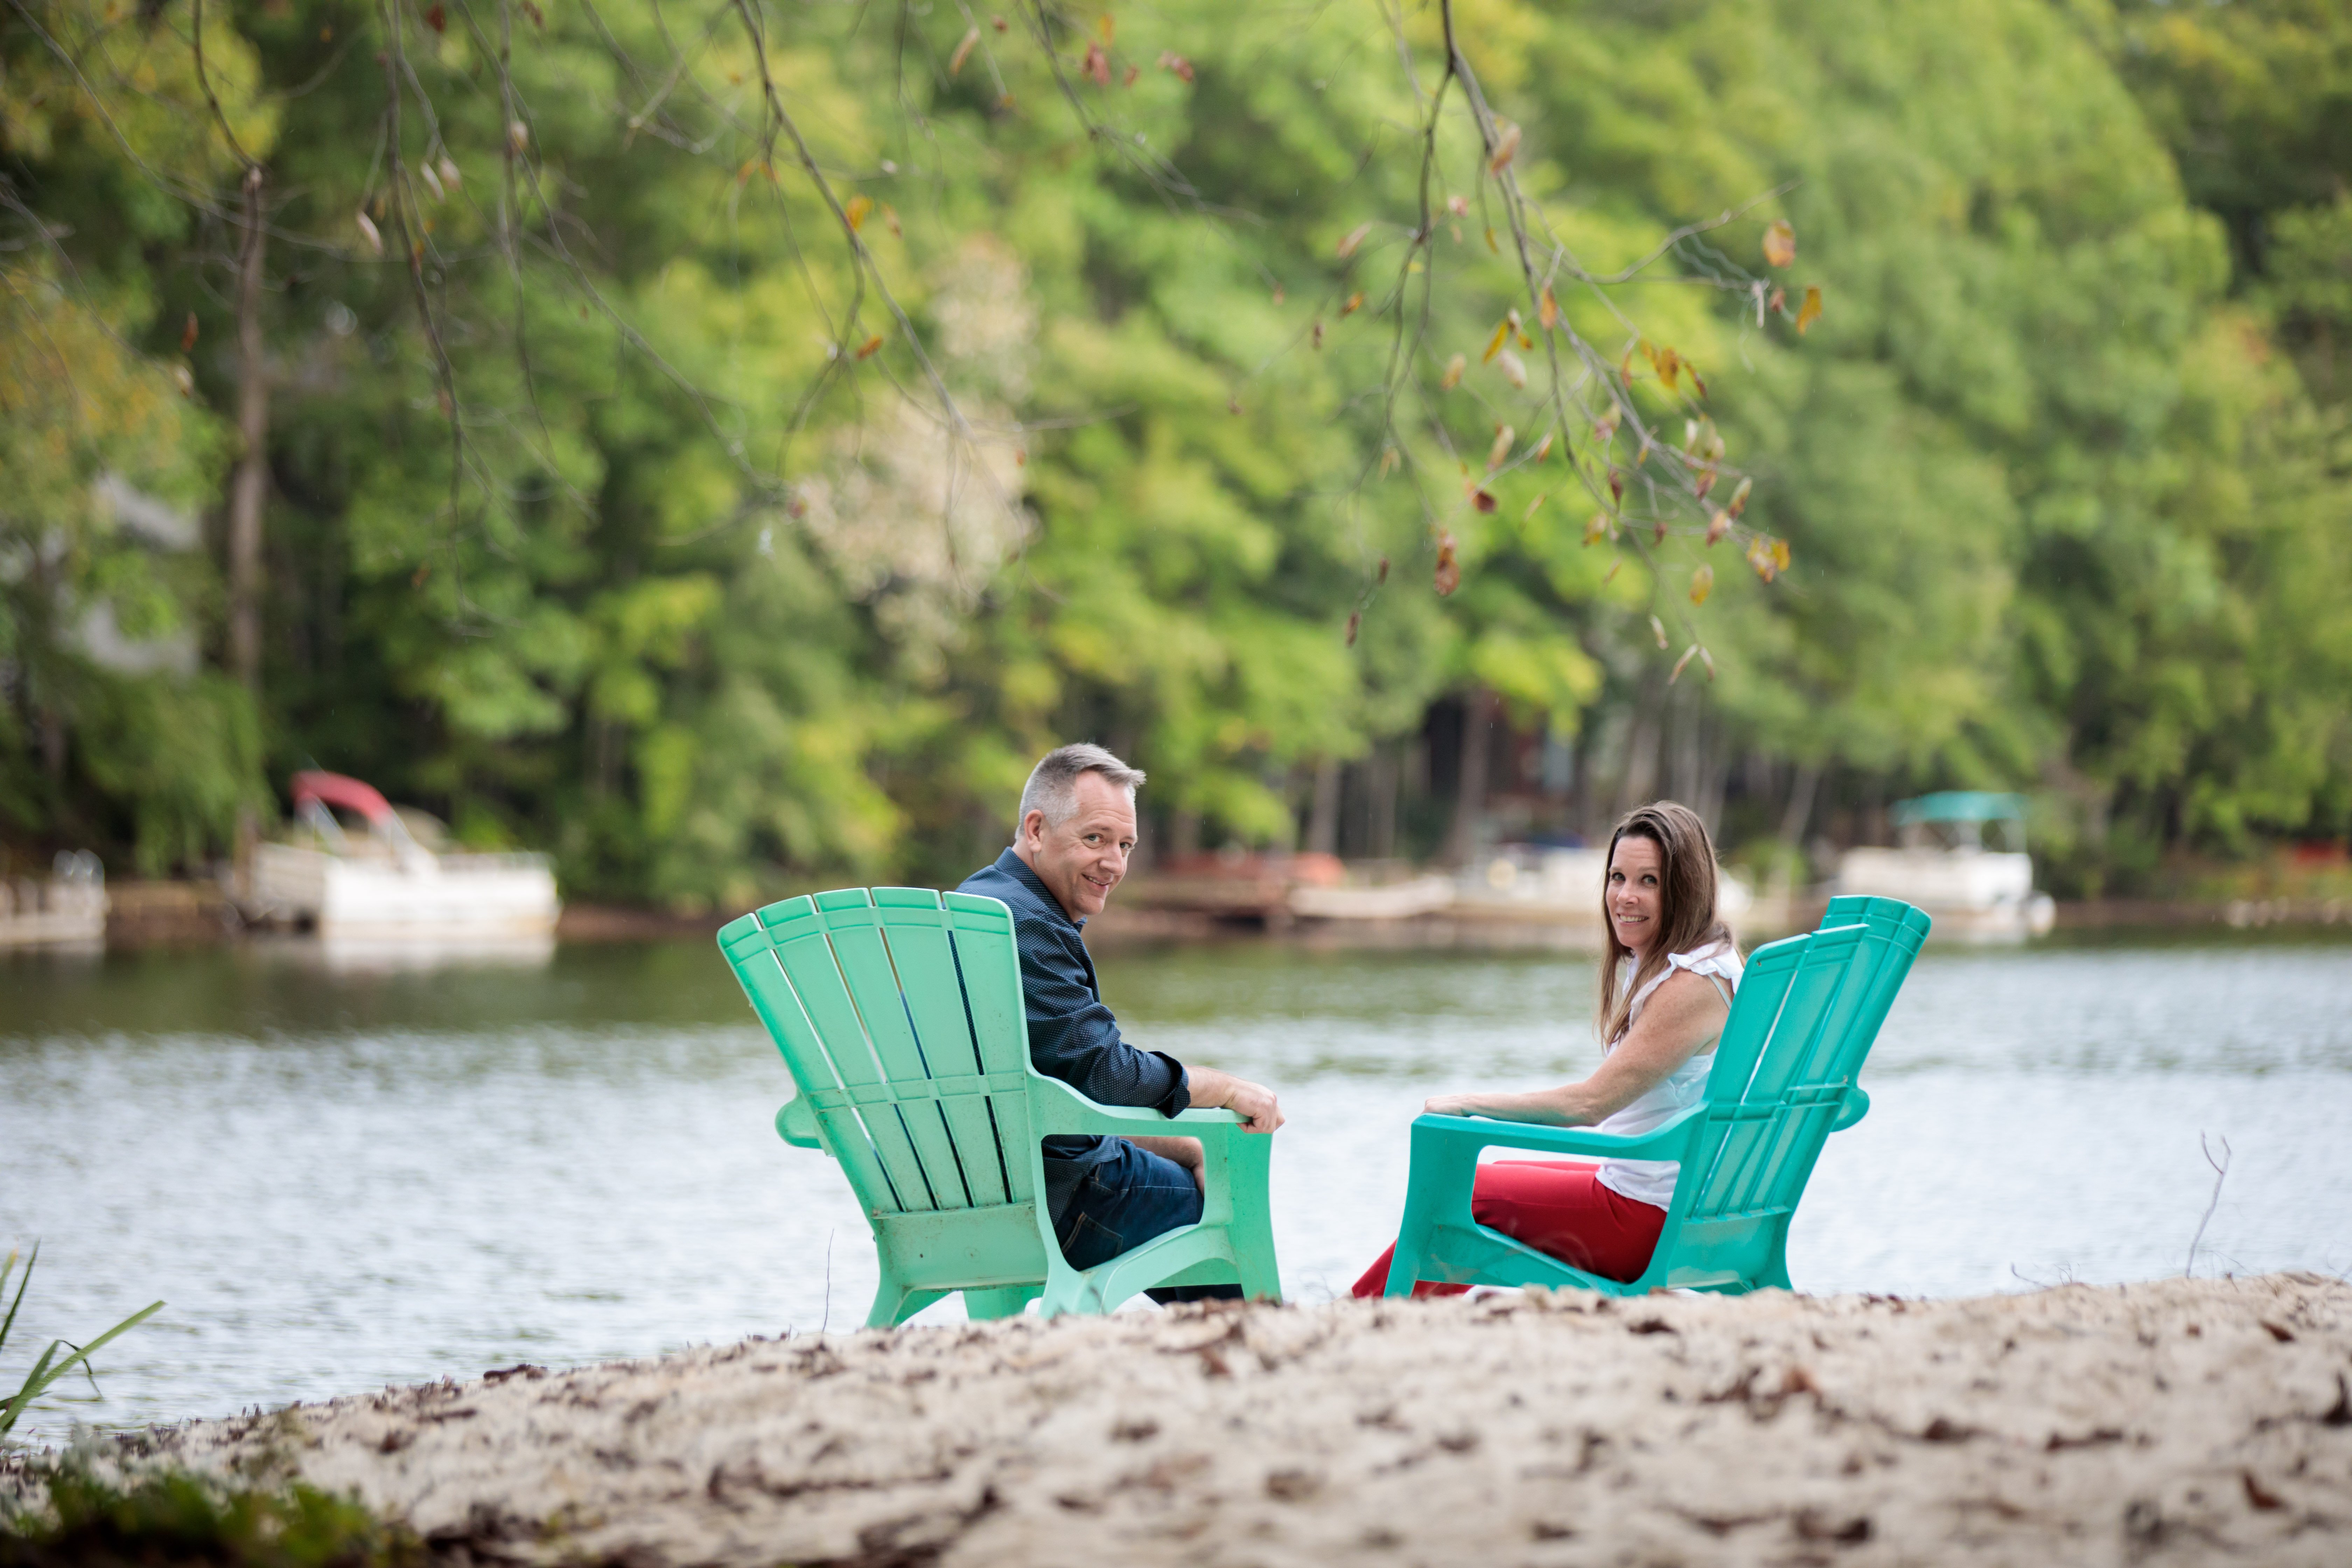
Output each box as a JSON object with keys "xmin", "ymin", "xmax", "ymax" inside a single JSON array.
[{"xmin": 5, "ymin": 931, "xmax": 2351, "ymax": 1445}]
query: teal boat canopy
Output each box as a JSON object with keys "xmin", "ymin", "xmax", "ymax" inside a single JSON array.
[{"xmin": 1892, "ymin": 791, "xmax": 2027, "ymax": 827}]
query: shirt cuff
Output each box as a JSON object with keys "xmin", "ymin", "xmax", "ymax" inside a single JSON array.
[{"xmin": 1154, "ymin": 1055, "xmax": 1192, "ymax": 1118}]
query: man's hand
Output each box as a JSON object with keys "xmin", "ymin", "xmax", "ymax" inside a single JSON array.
[
  {"xmin": 1128, "ymin": 1135, "xmax": 1206, "ymax": 1192},
  {"xmin": 1187, "ymin": 1066, "xmax": 1286, "ymax": 1133}
]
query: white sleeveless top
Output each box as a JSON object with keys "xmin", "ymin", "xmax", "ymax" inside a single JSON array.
[{"xmin": 1593, "ymin": 938, "xmax": 1743, "ymax": 1209}]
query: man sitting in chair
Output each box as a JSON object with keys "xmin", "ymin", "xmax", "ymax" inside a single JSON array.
[{"xmin": 959, "ymin": 743, "xmax": 1286, "ymax": 1302}]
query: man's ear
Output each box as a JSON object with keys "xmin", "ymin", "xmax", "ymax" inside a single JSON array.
[{"xmin": 1019, "ymin": 808, "xmax": 1045, "ymax": 849}]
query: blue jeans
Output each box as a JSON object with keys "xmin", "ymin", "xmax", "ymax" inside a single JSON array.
[{"xmin": 1052, "ymin": 1137, "xmax": 1244, "ymax": 1303}]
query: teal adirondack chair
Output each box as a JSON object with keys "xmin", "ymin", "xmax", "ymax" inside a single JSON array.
[
  {"xmin": 719, "ymin": 887, "xmax": 1281, "ymax": 1326},
  {"xmin": 1385, "ymin": 896, "xmax": 1929, "ymax": 1297}
]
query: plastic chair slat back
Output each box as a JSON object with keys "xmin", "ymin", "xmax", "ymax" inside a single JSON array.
[
  {"xmin": 873, "ymin": 890, "xmax": 1014, "ymax": 1208},
  {"xmin": 942, "ymin": 892, "xmax": 1038, "ymax": 1204}
]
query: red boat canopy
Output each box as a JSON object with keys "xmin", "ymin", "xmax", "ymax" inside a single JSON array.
[{"xmin": 290, "ymin": 770, "xmax": 396, "ymax": 826}]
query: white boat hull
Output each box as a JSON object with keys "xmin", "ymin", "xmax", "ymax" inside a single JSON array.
[
  {"xmin": 1834, "ymin": 848, "xmax": 2054, "ymax": 942},
  {"xmin": 252, "ymin": 843, "xmax": 560, "ymax": 940}
]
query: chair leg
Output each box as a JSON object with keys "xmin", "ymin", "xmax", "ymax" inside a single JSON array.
[
  {"xmin": 963, "ymin": 1284, "xmax": 1042, "ymax": 1320},
  {"xmin": 866, "ymin": 1275, "xmax": 948, "ymax": 1328}
]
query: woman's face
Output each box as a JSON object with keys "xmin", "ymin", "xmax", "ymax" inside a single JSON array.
[{"xmin": 1606, "ymin": 832, "xmax": 1667, "ymax": 958}]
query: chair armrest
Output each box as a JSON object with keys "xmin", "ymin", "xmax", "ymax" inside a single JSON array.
[
  {"xmin": 1829, "ymin": 1085, "xmax": 1870, "ymax": 1133},
  {"xmin": 1410, "ymin": 1101, "xmax": 1708, "ymax": 1163},
  {"xmin": 775, "ymin": 1097, "xmax": 823, "ymax": 1149},
  {"xmin": 1028, "ymin": 1074, "xmax": 1246, "ymax": 1139}
]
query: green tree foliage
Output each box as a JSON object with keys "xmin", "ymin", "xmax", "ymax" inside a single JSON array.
[{"xmin": 2, "ymin": 0, "xmax": 2346, "ymax": 903}]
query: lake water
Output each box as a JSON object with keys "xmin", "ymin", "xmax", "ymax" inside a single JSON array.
[{"xmin": 5, "ymin": 931, "xmax": 2351, "ymax": 1447}]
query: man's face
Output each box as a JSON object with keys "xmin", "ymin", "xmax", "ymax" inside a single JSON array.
[{"xmin": 1018, "ymin": 772, "xmax": 1137, "ymax": 922}]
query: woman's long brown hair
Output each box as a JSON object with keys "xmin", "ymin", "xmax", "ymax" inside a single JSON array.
[{"xmin": 1594, "ymin": 801, "xmax": 1732, "ymax": 1045}]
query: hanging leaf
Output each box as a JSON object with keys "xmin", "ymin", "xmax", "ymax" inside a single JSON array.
[
  {"xmin": 844, "ymin": 194, "xmax": 873, "ymax": 231},
  {"xmin": 424, "ymin": 1, "xmax": 446, "ymax": 31},
  {"xmin": 507, "ymin": 120, "xmax": 530, "ymax": 154},
  {"xmin": 1619, "ymin": 348, "xmax": 1637, "ymax": 386},
  {"xmin": 1098, "ymin": 12, "xmax": 1115, "ymax": 41},
  {"xmin": 1378, "ymin": 555, "xmax": 1391, "ymax": 584},
  {"xmin": 1446, "ymin": 194, "xmax": 1470, "ymax": 218},
  {"xmin": 355, "ymin": 209, "xmax": 384, "ymax": 256},
  {"xmin": 1700, "ymin": 646, "xmax": 1716, "ymax": 681},
  {"xmin": 1670, "ymin": 644, "xmax": 1699, "ymax": 684},
  {"xmin": 1773, "ymin": 539, "xmax": 1791, "ymax": 572},
  {"xmin": 1483, "ymin": 319, "xmax": 1511, "ymax": 364},
  {"xmin": 1486, "ymin": 425, "xmax": 1514, "ymax": 470},
  {"xmin": 1532, "ymin": 432, "xmax": 1554, "ymax": 463},
  {"xmin": 1471, "ymin": 489, "xmax": 1498, "ymax": 513},
  {"xmin": 1484, "ymin": 225, "xmax": 1499, "ymax": 254},
  {"xmin": 1650, "ymin": 615, "xmax": 1669, "ymax": 650},
  {"xmin": 437, "ymin": 155, "xmax": 462, "ymax": 191},
  {"xmin": 1346, "ymin": 610, "xmax": 1361, "ymax": 646},
  {"xmin": 1082, "ymin": 42, "xmax": 1112, "ymax": 86},
  {"xmin": 1727, "ymin": 476, "xmax": 1753, "ymax": 518},
  {"xmin": 1594, "ymin": 409, "xmax": 1619, "ymax": 444},
  {"xmin": 1337, "ymin": 222, "xmax": 1373, "ymax": 260},
  {"xmin": 1603, "ymin": 557, "xmax": 1623, "ymax": 584},
  {"xmin": 1497, "ymin": 349, "xmax": 1528, "ymax": 389},
  {"xmin": 1608, "ymin": 468, "xmax": 1623, "ymax": 504},
  {"xmin": 1762, "ymin": 219, "xmax": 1796, "ymax": 269},
  {"xmin": 951, "ymin": 27, "xmax": 980, "ymax": 74},
  {"xmin": 1768, "ymin": 285, "xmax": 1786, "ymax": 316},
  {"xmin": 1746, "ymin": 535, "xmax": 1779, "ymax": 582},
  {"xmin": 1694, "ymin": 465, "xmax": 1716, "ymax": 501},
  {"xmin": 179, "ymin": 312, "xmax": 198, "ymax": 353},
  {"xmin": 1340, "ymin": 291, "xmax": 1364, "ymax": 317},
  {"xmin": 1539, "ymin": 286, "xmax": 1560, "ymax": 330},
  {"xmin": 854, "ymin": 334, "xmax": 885, "ymax": 359},
  {"xmin": 1488, "ymin": 120, "xmax": 1521, "ymax": 174},
  {"xmin": 1157, "ymin": 51, "xmax": 1194, "ymax": 82},
  {"xmin": 1705, "ymin": 509, "xmax": 1730, "ymax": 546},
  {"xmin": 418, "ymin": 161, "xmax": 445, "ymax": 202},
  {"xmin": 1123, "ymin": 64, "xmax": 1139, "ymax": 86},
  {"xmin": 883, "ymin": 204, "xmax": 902, "ymax": 237},
  {"xmin": 1523, "ymin": 491, "xmax": 1547, "ymax": 521},
  {"xmin": 1796, "ymin": 285, "xmax": 1823, "ymax": 335},
  {"xmin": 1379, "ymin": 446, "xmax": 1399, "ymax": 478},
  {"xmin": 1440, "ymin": 353, "xmax": 1466, "ymax": 390},
  {"xmin": 1434, "ymin": 531, "xmax": 1461, "ymax": 596},
  {"xmin": 1583, "ymin": 512, "xmax": 1611, "ymax": 546},
  {"xmin": 1653, "ymin": 516, "xmax": 1669, "ymax": 545},
  {"xmin": 1311, "ymin": 319, "xmax": 1325, "ymax": 349},
  {"xmin": 1689, "ymin": 564, "xmax": 1714, "ymax": 605}
]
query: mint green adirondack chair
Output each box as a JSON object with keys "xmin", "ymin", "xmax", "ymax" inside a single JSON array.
[
  {"xmin": 719, "ymin": 887, "xmax": 1281, "ymax": 1326},
  {"xmin": 1384, "ymin": 896, "xmax": 1929, "ymax": 1298}
]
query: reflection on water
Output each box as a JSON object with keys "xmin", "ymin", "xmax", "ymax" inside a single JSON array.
[{"xmin": 5, "ymin": 931, "xmax": 2351, "ymax": 1445}]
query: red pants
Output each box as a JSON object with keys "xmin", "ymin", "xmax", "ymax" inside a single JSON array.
[{"xmin": 1352, "ymin": 1160, "xmax": 1665, "ymax": 1297}]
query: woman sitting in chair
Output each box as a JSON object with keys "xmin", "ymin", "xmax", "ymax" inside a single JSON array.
[{"xmin": 1353, "ymin": 801, "xmax": 1741, "ymax": 1295}]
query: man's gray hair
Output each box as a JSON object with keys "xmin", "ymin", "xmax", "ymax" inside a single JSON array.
[{"xmin": 1017, "ymin": 743, "xmax": 1146, "ymax": 833}]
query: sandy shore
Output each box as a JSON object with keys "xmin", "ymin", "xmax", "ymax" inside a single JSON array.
[{"xmin": 14, "ymin": 1273, "xmax": 2352, "ymax": 1565}]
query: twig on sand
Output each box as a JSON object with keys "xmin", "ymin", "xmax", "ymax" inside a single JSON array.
[
  {"xmin": 2186, "ymin": 1133, "xmax": 2232, "ymax": 1278},
  {"xmin": 821, "ymin": 1229, "xmax": 834, "ymax": 1336}
]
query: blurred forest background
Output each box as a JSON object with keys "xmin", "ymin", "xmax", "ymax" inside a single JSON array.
[{"xmin": 5, "ymin": 0, "xmax": 2350, "ymax": 910}]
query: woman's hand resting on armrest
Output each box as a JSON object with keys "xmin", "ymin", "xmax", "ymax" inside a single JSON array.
[{"xmin": 1421, "ymin": 968, "xmax": 1729, "ymax": 1127}]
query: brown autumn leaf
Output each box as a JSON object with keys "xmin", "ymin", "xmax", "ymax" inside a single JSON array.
[
  {"xmin": 1340, "ymin": 292, "xmax": 1364, "ymax": 317},
  {"xmin": 169, "ymin": 363, "xmax": 193, "ymax": 398},
  {"xmin": 1157, "ymin": 51, "xmax": 1194, "ymax": 82},
  {"xmin": 1583, "ymin": 512, "xmax": 1611, "ymax": 546},
  {"xmin": 1796, "ymin": 285, "xmax": 1823, "ymax": 335},
  {"xmin": 1705, "ymin": 508, "xmax": 1730, "ymax": 546},
  {"xmin": 1603, "ymin": 557, "xmax": 1624, "ymax": 584},
  {"xmin": 1311, "ymin": 318, "xmax": 1324, "ymax": 350},
  {"xmin": 1378, "ymin": 446, "xmax": 1399, "ymax": 478},
  {"xmin": 1497, "ymin": 349, "xmax": 1528, "ymax": 389},
  {"xmin": 1486, "ymin": 426, "xmax": 1514, "ymax": 470},
  {"xmin": 1619, "ymin": 348, "xmax": 1636, "ymax": 386},
  {"xmin": 1768, "ymin": 285, "xmax": 1786, "ymax": 316},
  {"xmin": 1271, "ymin": 285, "xmax": 1285, "ymax": 305},
  {"xmin": 1337, "ymin": 222, "xmax": 1373, "ymax": 260},
  {"xmin": 1440, "ymin": 352, "xmax": 1466, "ymax": 390},
  {"xmin": 1227, "ymin": 396, "xmax": 1241, "ymax": 415},
  {"xmin": 854, "ymin": 334, "xmax": 885, "ymax": 359},
  {"xmin": 1773, "ymin": 539, "xmax": 1791, "ymax": 572},
  {"xmin": 1727, "ymin": 475, "xmax": 1753, "ymax": 518},
  {"xmin": 950, "ymin": 27, "xmax": 980, "ymax": 75},
  {"xmin": 1122, "ymin": 64, "xmax": 1139, "ymax": 86},
  {"xmin": 517, "ymin": 0, "xmax": 542, "ymax": 24},
  {"xmin": 1434, "ymin": 532, "xmax": 1461, "ymax": 596},
  {"xmin": 1670, "ymin": 643, "xmax": 1698, "ymax": 684},
  {"xmin": 424, "ymin": 1, "xmax": 446, "ymax": 31},
  {"xmin": 1377, "ymin": 555, "xmax": 1390, "ymax": 584},
  {"xmin": 1746, "ymin": 535, "xmax": 1778, "ymax": 582},
  {"xmin": 1532, "ymin": 432, "xmax": 1554, "ymax": 463},
  {"xmin": 1694, "ymin": 465, "xmax": 1716, "ymax": 501},
  {"xmin": 1653, "ymin": 515, "xmax": 1669, "ymax": 545},
  {"xmin": 1345, "ymin": 610, "xmax": 1361, "ymax": 647},
  {"xmin": 1082, "ymin": 42, "xmax": 1111, "ymax": 86},
  {"xmin": 1594, "ymin": 409, "xmax": 1619, "ymax": 444},
  {"xmin": 1523, "ymin": 491, "xmax": 1547, "ymax": 522},
  {"xmin": 844, "ymin": 194, "xmax": 873, "ymax": 232},
  {"xmin": 1483, "ymin": 319, "xmax": 1511, "ymax": 364},
  {"xmin": 1488, "ymin": 120, "xmax": 1521, "ymax": 174},
  {"xmin": 1539, "ymin": 286, "xmax": 1559, "ymax": 330},
  {"xmin": 1446, "ymin": 194, "xmax": 1469, "ymax": 218},
  {"xmin": 883, "ymin": 203, "xmax": 901, "ymax": 237},
  {"xmin": 180, "ymin": 312, "xmax": 199, "ymax": 353},
  {"xmin": 1608, "ymin": 468, "xmax": 1623, "ymax": 504},
  {"xmin": 1762, "ymin": 218, "xmax": 1796, "ymax": 269},
  {"xmin": 1472, "ymin": 489, "xmax": 1498, "ymax": 513},
  {"xmin": 993, "ymin": 15, "xmax": 1010, "ymax": 30},
  {"xmin": 1690, "ymin": 564, "xmax": 1714, "ymax": 606}
]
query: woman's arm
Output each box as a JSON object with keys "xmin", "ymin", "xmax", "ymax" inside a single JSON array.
[{"xmin": 1422, "ymin": 969, "xmax": 1730, "ymax": 1126}]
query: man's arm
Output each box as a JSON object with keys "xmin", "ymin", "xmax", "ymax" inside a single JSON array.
[{"xmin": 1183, "ymin": 1065, "xmax": 1284, "ymax": 1133}]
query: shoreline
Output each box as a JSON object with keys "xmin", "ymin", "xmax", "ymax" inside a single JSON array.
[{"xmin": 9, "ymin": 1274, "xmax": 2348, "ymax": 1565}]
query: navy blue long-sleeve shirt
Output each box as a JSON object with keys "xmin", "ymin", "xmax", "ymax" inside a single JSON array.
[{"xmin": 957, "ymin": 848, "xmax": 1190, "ymax": 1214}]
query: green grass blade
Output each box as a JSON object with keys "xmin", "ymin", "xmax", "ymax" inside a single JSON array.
[{"xmin": 0, "ymin": 1243, "xmax": 37, "ymax": 1360}]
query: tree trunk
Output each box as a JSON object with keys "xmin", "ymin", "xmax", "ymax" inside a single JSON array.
[
  {"xmin": 228, "ymin": 168, "xmax": 269, "ymax": 691},
  {"xmin": 1370, "ymin": 745, "xmax": 1398, "ymax": 861},
  {"xmin": 1780, "ymin": 761, "xmax": 1823, "ymax": 845},
  {"xmin": 1445, "ymin": 689, "xmax": 1494, "ymax": 866},
  {"xmin": 1305, "ymin": 756, "xmax": 1341, "ymax": 856}
]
